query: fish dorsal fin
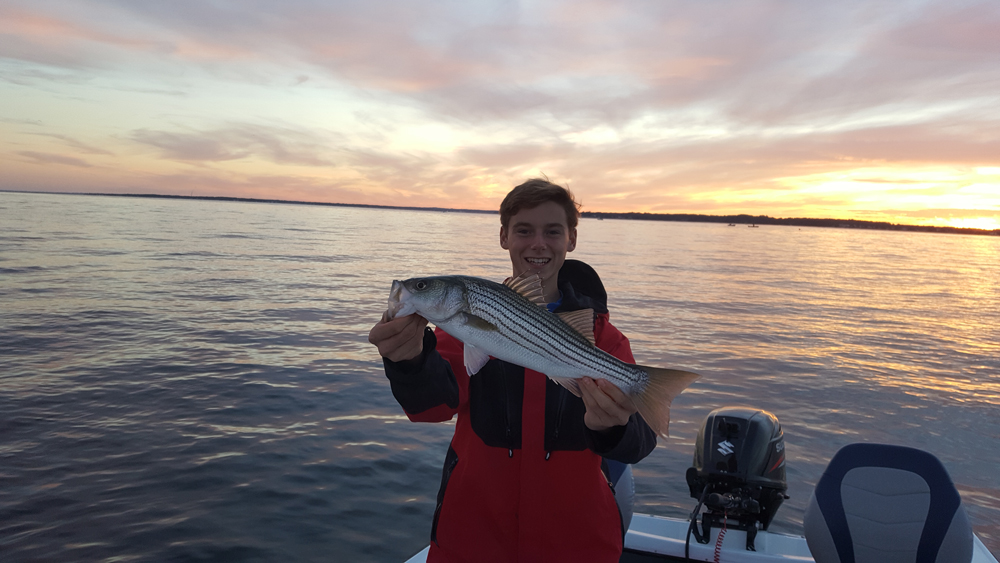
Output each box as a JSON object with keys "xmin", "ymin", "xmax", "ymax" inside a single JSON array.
[
  {"xmin": 503, "ymin": 272, "xmax": 546, "ymax": 306},
  {"xmin": 557, "ymin": 308, "xmax": 596, "ymax": 345}
]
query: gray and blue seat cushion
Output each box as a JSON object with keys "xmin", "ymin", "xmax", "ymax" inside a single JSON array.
[{"xmin": 803, "ymin": 443, "xmax": 973, "ymax": 563}]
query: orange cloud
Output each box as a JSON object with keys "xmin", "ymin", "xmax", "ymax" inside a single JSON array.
[
  {"xmin": 0, "ymin": 6, "xmax": 257, "ymax": 64},
  {"xmin": 0, "ymin": 9, "xmax": 151, "ymax": 48}
]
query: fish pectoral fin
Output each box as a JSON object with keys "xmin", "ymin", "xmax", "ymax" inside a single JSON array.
[
  {"xmin": 457, "ymin": 313, "xmax": 497, "ymax": 374},
  {"xmin": 461, "ymin": 312, "xmax": 498, "ymax": 332},
  {"xmin": 463, "ymin": 343, "xmax": 492, "ymax": 375},
  {"xmin": 550, "ymin": 376, "xmax": 582, "ymax": 398},
  {"xmin": 503, "ymin": 271, "xmax": 546, "ymax": 305},
  {"xmin": 556, "ymin": 308, "xmax": 595, "ymax": 344}
]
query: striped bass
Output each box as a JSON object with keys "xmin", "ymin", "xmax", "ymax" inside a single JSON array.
[{"xmin": 385, "ymin": 273, "xmax": 699, "ymax": 437}]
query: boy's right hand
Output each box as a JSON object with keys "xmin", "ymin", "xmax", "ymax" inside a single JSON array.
[{"xmin": 368, "ymin": 313, "xmax": 429, "ymax": 363}]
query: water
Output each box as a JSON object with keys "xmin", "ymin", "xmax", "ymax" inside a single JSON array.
[{"xmin": 1, "ymin": 191, "xmax": 998, "ymax": 561}]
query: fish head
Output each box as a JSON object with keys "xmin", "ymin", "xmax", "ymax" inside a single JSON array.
[
  {"xmin": 385, "ymin": 280, "xmax": 408, "ymax": 320},
  {"xmin": 385, "ymin": 276, "xmax": 467, "ymax": 323}
]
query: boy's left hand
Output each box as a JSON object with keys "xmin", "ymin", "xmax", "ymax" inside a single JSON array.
[{"xmin": 579, "ymin": 377, "xmax": 638, "ymax": 433}]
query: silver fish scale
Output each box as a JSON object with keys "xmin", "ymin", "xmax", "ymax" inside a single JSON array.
[{"xmin": 459, "ymin": 276, "xmax": 647, "ymax": 394}]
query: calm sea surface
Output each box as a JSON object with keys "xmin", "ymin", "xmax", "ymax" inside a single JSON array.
[{"xmin": 1, "ymin": 191, "xmax": 998, "ymax": 561}]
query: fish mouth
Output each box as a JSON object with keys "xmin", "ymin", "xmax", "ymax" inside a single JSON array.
[{"xmin": 385, "ymin": 280, "xmax": 414, "ymax": 320}]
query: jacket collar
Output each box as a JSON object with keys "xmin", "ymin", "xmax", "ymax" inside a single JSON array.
[{"xmin": 554, "ymin": 259, "xmax": 609, "ymax": 315}]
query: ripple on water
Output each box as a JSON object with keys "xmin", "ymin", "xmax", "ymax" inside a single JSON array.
[{"xmin": 1, "ymin": 194, "xmax": 998, "ymax": 559}]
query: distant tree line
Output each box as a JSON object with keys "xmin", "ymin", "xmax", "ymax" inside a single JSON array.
[{"xmin": 582, "ymin": 211, "xmax": 1000, "ymax": 237}]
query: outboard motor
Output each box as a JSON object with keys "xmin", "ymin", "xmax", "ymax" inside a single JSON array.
[{"xmin": 685, "ymin": 407, "xmax": 788, "ymax": 551}]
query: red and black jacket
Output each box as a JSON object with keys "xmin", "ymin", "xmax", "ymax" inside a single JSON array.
[{"xmin": 383, "ymin": 260, "xmax": 656, "ymax": 562}]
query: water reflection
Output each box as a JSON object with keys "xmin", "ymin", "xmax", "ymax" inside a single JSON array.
[{"xmin": 1, "ymin": 192, "xmax": 997, "ymax": 559}]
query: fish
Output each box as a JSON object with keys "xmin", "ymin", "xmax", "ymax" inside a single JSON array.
[{"xmin": 385, "ymin": 272, "xmax": 699, "ymax": 437}]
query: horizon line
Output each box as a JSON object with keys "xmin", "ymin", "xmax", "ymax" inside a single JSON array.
[{"xmin": 4, "ymin": 189, "xmax": 999, "ymax": 236}]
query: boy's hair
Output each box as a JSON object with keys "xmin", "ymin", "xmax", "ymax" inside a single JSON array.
[{"xmin": 499, "ymin": 178, "xmax": 582, "ymax": 230}]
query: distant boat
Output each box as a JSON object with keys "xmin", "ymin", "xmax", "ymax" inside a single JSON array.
[
  {"xmin": 728, "ymin": 223, "xmax": 735, "ymax": 226},
  {"xmin": 748, "ymin": 224, "xmax": 758, "ymax": 228}
]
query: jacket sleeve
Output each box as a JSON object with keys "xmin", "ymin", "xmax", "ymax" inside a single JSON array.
[
  {"xmin": 584, "ymin": 314, "xmax": 658, "ymax": 464},
  {"xmin": 382, "ymin": 327, "xmax": 461, "ymax": 422}
]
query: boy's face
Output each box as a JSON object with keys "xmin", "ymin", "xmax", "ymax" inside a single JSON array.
[{"xmin": 499, "ymin": 201, "xmax": 577, "ymax": 296}]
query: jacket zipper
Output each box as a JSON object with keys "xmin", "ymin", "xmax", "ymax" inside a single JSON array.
[
  {"xmin": 501, "ymin": 363, "xmax": 513, "ymax": 457},
  {"xmin": 546, "ymin": 389, "xmax": 567, "ymax": 461}
]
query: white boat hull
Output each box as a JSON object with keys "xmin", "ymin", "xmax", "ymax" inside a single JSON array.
[
  {"xmin": 623, "ymin": 514, "xmax": 813, "ymax": 561},
  {"xmin": 404, "ymin": 513, "xmax": 998, "ymax": 562}
]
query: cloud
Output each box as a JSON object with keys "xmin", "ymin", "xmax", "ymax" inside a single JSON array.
[
  {"xmin": 1, "ymin": 117, "xmax": 43, "ymax": 126},
  {"xmin": 885, "ymin": 208, "xmax": 1000, "ymax": 219},
  {"xmin": 4, "ymin": 0, "xmax": 997, "ymax": 129},
  {"xmin": 130, "ymin": 124, "xmax": 339, "ymax": 166},
  {"xmin": 131, "ymin": 130, "xmax": 249, "ymax": 162},
  {"xmin": 17, "ymin": 150, "xmax": 91, "ymax": 167},
  {"xmin": 30, "ymin": 132, "xmax": 114, "ymax": 155},
  {"xmin": 0, "ymin": 6, "xmax": 170, "ymax": 69}
]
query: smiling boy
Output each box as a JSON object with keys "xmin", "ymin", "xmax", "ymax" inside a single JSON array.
[
  {"xmin": 369, "ymin": 179, "xmax": 656, "ymax": 562},
  {"xmin": 500, "ymin": 198, "xmax": 575, "ymax": 303}
]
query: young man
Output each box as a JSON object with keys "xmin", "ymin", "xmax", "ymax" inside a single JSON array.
[{"xmin": 369, "ymin": 179, "xmax": 656, "ymax": 562}]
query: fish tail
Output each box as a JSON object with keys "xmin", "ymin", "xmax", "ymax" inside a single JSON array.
[{"xmin": 631, "ymin": 366, "xmax": 700, "ymax": 438}]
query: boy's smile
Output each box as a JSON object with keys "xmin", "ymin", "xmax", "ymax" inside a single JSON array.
[{"xmin": 500, "ymin": 201, "xmax": 577, "ymax": 303}]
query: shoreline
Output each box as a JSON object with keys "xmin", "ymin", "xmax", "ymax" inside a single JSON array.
[{"xmin": 4, "ymin": 189, "xmax": 999, "ymax": 237}]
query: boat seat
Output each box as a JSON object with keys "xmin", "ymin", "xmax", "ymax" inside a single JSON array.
[{"xmin": 803, "ymin": 443, "xmax": 973, "ymax": 563}]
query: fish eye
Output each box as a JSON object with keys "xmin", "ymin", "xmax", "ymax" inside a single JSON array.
[{"xmin": 415, "ymin": 281, "xmax": 427, "ymax": 290}]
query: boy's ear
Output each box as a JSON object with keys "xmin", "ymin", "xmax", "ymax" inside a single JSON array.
[
  {"xmin": 499, "ymin": 226, "xmax": 509, "ymax": 249},
  {"xmin": 567, "ymin": 228, "xmax": 577, "ymax": 252}
]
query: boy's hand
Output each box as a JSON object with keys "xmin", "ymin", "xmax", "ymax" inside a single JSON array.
[
  {"xmin": 368, "ymin": 313, "xmax": 428, "ymax": 362},
  {"xmin": 579, "ymin": 377, "xmax": 637, "ymax": 433}
]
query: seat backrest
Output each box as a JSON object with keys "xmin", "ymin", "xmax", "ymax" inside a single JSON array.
[{"xmin": 803, "ymin": 443, "xmax": 973, "ymax": 563}]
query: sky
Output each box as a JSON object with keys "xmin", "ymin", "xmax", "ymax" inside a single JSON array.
[{"xmin": 2, "ymin": 0, "xmax": 999, "ymax": 229}]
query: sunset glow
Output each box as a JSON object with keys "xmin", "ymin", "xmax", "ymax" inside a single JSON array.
[{"xmin": 2, "ymin": 0, "xmax": 998, "ymax": 229}]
